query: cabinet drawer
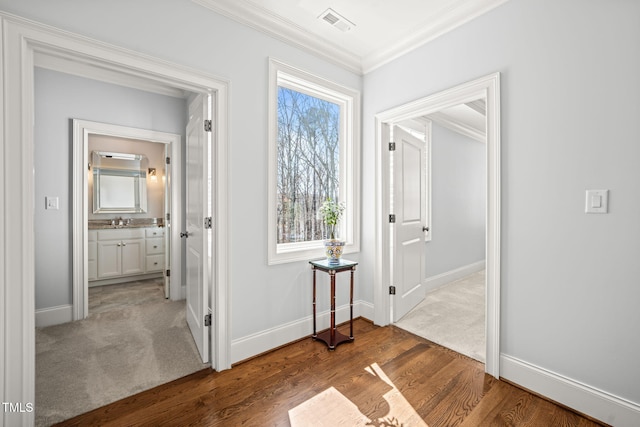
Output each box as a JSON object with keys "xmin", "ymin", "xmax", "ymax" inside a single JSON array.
[
  {"xmin": 146, "ymin": 254, "xmax": 164, "ymax": 272},
  {"xmin": 145, "ymin": 227, "xmax": 165, "ymax": 238},
  {"xmin": 146, "ymin": 238, "xmax": 164, "ymax": 255}
]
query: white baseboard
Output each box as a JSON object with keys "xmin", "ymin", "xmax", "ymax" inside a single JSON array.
[
  {"xmin": 501, "ymin": 354, "xmax": 640, "ymax": 427},
  {"xmin": 35, "ymin": 304, "xmax": 73, "ymax": 327},
  {"xmin": 424, "ymin": 260, "xmax": 485, "ymax": 292},
  {"xmin": 231, "ymin": 300, "xmax": 373, "ymax": 364}
]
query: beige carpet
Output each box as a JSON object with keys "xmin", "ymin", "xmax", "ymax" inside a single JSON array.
[
  {"xmin": 35, "ymin": 279, "xmax": 208, "ymax": 426},
  {"xmin": 395, "ymin": 270, "xmax": 485, "ymax": 362}
]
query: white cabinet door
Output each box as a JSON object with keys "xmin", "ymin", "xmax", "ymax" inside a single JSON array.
[
  {"xmin": 97, "ymin": 240, "xmax": 122, "ymax": 279},
  {"xmin": 121, "ymin": 239, "xmax": 145, "ymax": 276}
]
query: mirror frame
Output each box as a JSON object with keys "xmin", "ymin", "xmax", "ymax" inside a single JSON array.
[{"xmin": 91, "ymin": 151, "xmax": 148, "ymax": 213}]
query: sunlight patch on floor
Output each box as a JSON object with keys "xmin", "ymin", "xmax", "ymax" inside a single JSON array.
[{"xmin": 288, "ymin": 363, "xmax": 427, "ymax": 427}]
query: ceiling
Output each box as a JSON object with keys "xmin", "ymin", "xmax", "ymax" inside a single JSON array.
[
  {"xmin": 400, "ymin": 99, "xmax": 487, "ymax": 143},
  {"xmin": 193, "ymin": 0, "xmax": 509, "ymax": 74}
]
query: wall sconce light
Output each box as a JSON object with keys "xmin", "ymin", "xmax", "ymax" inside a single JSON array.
[{"xmin": 148, "ymin": 167, "xmax": 157, "ymax": 183}]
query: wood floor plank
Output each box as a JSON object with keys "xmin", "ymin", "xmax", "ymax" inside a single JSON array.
[{"xmin": 55, "ymin": 320, "xmax": 606, "ymax": 427}]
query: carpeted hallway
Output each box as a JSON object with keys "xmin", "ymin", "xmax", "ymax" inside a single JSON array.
[
  {"xmin": 35, "ymin": 278, "xmax": 208, "ymax": 426},
  {"xmin": 395, "ymin": 270, "xmax": 485, "ymax": 362}
]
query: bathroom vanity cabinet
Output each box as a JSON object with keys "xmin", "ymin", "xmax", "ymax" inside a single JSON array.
[
  {"xmin": 88, "ymin": 226, "xmax": 165, "ymax": 285},
  {"xmin": 96, "ymin": 228, "xmax": 145, "ymax": 279}
]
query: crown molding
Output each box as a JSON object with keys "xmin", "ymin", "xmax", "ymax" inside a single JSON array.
[
  {"xmin": 192, "ymin": 0, "xmax": 362, "ymax": 74},
  {"xmin": 193, "ymin": 0, "xmax": 509, "ymax": 75}
]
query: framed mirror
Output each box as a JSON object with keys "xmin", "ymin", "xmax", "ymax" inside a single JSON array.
[{"xmin": 91, "ymin": 151, "xmax": 148, "ymax": 213}]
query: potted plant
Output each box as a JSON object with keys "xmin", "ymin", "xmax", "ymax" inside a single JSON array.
[{"xmin": 320, "ymin": 197, "xmax": 345, "ymax": 264}]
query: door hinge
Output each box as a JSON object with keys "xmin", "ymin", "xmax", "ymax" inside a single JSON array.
[
  {"xmin": 204, "ymin": 313, "xmax": 212, "ymax": 327},
  {"xmin": 166, "ymin": 156, "xmax": 171, "ymax": 165},
  {"xmin": 389, "ymin": 214, "xmax": 396, "ymax": 223},
  {"xmin": 204, "ymin": 119, "xmax": 212, "ymax": 132},
  {"xmin": 389, "ymin": 142, "xmax": 396, "ymax": 151},
  {"xmin": 166, "ymin": 269, "xmax": 170, "ymax": 277},
  {"xmin": 204, "ymin": 216, "xmax": 213, "ymax": 229},
  {"xmin": 389, "ymin": 286, "xmax": 396, "ymax": 295},
  {"xmin": 166, "ymin": 212, "xmax": 170, "ymax": 221}
]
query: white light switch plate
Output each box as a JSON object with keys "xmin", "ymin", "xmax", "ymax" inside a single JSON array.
[
  {"xmin": 45, "ymin": 196, "xmax": 59, "ymax": 210},
  {"xmin": 585, "ymin": 190, "xmax": 608, "ymax": 214}
]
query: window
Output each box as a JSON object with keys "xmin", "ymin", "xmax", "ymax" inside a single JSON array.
[{"xmin": 268, "ymin": 59, "xmax": 360, "ymax": 264}]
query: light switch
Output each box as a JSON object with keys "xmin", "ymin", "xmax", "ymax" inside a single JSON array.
[
  {"xmin": 585, "ymin": 190, "xmax": 608, "ymax": 214},
  {"xmin": 45, "ymin": 196, "xmax": 59, "ymax": 210}
]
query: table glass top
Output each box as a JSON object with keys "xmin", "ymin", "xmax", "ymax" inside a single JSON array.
[{"xmin": 309, "ymin": 258, "xmax": 358, "ymax": 270}]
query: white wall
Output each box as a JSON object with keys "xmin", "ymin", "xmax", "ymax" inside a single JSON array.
[
  {"xmin": 5, "ymin": 0, "xmax": 640, "ymax": 424},
  {"xmin": 34, "ymin": 67, "xmax": 187, "ymax": 310},
  {"xmin": 3, "ymin": 0, "xmax": 362, "ymax": 346},
  {"xmin": 425, "ymin": 123, "xmax": 486, "ymax": 279},
  {"xmin": 362, "ymin": 0, "xmax": 640, "ymax": 422}
]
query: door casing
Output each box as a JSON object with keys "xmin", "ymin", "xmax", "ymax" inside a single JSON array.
[
  {"xmin": 374, "ymin": 73, "xmax": 501, "ymax": 377},
  {"xmin": 72, "ymin": 119, "xmax": 182, "ymax": 318}
]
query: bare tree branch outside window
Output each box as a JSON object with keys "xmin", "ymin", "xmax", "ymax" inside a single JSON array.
[{"xmin": 277, "ymin": 87, "xmax": 340, "ymax": 243}]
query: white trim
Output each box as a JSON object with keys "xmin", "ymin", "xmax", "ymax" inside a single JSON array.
[
  {"xmin": 267, "ymin": 59, "xmax": 361, "ymax": 265},
  {"xmin": 73, "ymin": 120, "xmax": 183, "ymax": 320},
  {"xmin": 375, "ymin": 73, "xmax": 501, "ymax": 378},
  {"xmin": 231, "ymin": 301, "xmax": 373, "ymax": 364},
  {"xmin": 501, "ymin": 355, "xmax": 640, "ymax": 427},
  {"xmin": 35, "ymin": 305, "xmax": 73, "ymax": 328},
  {"xmin": 192, "ymin": 0, "xmax": 361, "ymax": 74},
  {"xmin": 192, "ymin": 0, "xmax": 509, "ymax": 75},
  {"xmin": 424, "ymin": 260, "xmax": 485, "ymax": 293},
  {"xmin": 35, "ymin": 53, "xmax": 187, "ymax": 99},
  {"xmin": 1, "ymin": 14, "xmax": 232, "ymax": 422}
]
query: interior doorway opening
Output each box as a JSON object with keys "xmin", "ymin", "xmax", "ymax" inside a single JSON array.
[
  {"xmin": 72, "ymin": 119, "xmax": 182, "ymax": 320},
  {"xmin": 0, "ymin": 17, "xmax": 232, "ymax": 424},
  {"xmin": 374, "ymin": 73, "xmax": 501, "ymax": 377}
]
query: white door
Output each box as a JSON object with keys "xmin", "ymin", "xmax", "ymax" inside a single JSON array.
[
  {"xmin": 185, "ymin": 94, "xmax": 211, "ymax": 363},
  {"xmin": 163, "ymin": 145, "xmax": 171, "ymax": 298},
  {"xmin": 392, "ymin": 125, "xmax": 428, "ymax": 322}
]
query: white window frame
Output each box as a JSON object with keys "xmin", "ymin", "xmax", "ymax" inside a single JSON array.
[{"xmin": 268, "ymin": 59, "xmax": 361, "ymax": 265}]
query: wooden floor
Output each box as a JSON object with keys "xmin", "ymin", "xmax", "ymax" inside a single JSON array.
[{"xmin": 55, "ymin": 319, "xmax": 605, "ymax": 426}]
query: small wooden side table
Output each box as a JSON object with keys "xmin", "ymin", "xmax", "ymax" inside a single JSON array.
[{"xmin": 309, "ymin": 258, "xmax": 358, "ymax": 350}]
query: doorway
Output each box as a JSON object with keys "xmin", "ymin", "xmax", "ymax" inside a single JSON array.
[
  {"xmin": 374, "ymin": 73, "xmax": 501, "ymax": 377},
  {"xmin": 393, "ymin": 112, "xmax": 487, "ymax": 362},
  {"xmin": 1, "ymin": 17, "xmax": 231, "ymax": 420},
  {"xmin": 72, "ymin": 120, "xmax": 181, "ymax": 320}
]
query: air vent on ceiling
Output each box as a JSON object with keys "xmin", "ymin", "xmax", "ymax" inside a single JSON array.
[{"xmin": 318, "ymin": 8, "xmax": 355, "ymax": 33}]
